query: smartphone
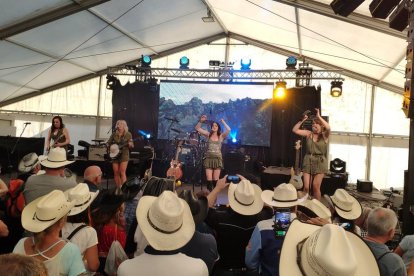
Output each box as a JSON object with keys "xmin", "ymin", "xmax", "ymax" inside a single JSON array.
[
  {"xmin": 226, "ymin": 175, "xmax": 241, "ymax": 184},
  {"xmin": 335, "ymin": 222, "xmax": 351, "ymax": 230},
  {"xmin": 274, "ymin": 208, "xmax": 291, "ymax": 237}
]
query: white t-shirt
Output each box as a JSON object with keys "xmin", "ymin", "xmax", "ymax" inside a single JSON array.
[
  {"xmin": 399, "ymin": 234, "xmax": 414, "ymax": 269},
  {"xmin": 62, "ymin": 223, "xmax": 98, "ymax": 255},
  {"xmin": 118, "ymin": 252, "xmax": 208, "ymax": 276}
]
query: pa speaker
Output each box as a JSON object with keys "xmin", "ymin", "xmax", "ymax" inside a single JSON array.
[
  {"xmin": 389, "ymin": 0, "xmax": 409, "ymax": 31},
  {"xmin": 369, "ymin": 0, "xmax": 401, "ymax": 19},
  {"xmin": 330, "ymin": 0, "xmax": 365, "ymax": 17}
]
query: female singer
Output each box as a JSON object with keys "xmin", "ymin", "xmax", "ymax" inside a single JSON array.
[
  {"xmin": 46, "ymin": 116, "xmax": 71, "ymax": 153},
  {"xmin": 107, "ymin": 120, "xmax": 134, "ymax": 188},
  {"xmin": 195, "ymin": 115, "xmax": 231, "ymax": 191},
  {"xmin": 292, "ymin": 108, "xmax": 330, "ymax": 200}
]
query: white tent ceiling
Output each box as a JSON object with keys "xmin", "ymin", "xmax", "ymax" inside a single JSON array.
[{"xmin": 0, "ymin": 0, "xmax": 406, "ymax": 107}]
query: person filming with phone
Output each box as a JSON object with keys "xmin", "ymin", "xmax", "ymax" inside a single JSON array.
[
  {"xmin": 205, "ymin": 174, "xmax": 272, "ymax": 275},
  {"xmin": 245, "ymin": 183, "xmax": 307, "ymax": 276}
]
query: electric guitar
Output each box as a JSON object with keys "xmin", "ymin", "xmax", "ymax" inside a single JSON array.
[
  {"xmin": 49, "ymin": 132, "xmax": 65, "ymax": 150},
  {"xmin": 289, "ymin": 140, "xmax": 304, "ymax": 190},
  {"xmin": 166, "ymin": 141, "xmax": 183, "ymax": 181}
]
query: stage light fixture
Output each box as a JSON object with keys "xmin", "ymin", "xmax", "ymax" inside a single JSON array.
[
  {"xmin": 209, "ymin": 60, "xmax": 220, "ymax": 67},
  {"xmin": 389, "ymin": 0, "xmax": 409, "ymax": 31},
  {"xmin": 330, "ymin": 158, "xmax": 346, "ymax": 174},
  {"xmin": 140, "ymin": 55, "xmax": 152, "ymax": 67},
  {"xmin": 202, "ymin": 9, "xmax": 215, "ymax": 22},
  {"xmin": 273, "ymin": 81, "xmax": 287, "ymax": 99},
  {"xmin": 330, "ymin": 0, "xmax": 365, "ymax": 17},
  {"xmin": 240, "ymin": 58, "xmax": 251, "ymax": 70},
  {"xmin": 286, "ymin": 56, "xmax": 297, "ymax": 70},
  {"xmin": 369, "ymin": 0, "xmax": 400, "ymax": 19},
  {"xmin": 180, "ymin": 56, "xmax": 190, "ymax": 69},
  {"xmin": 106, "ymin": 75, "xmax": 120, "ymax": 90},
  {"xmin": 330, "ymin": 80, "xmax": 343, "ymax": 97}
]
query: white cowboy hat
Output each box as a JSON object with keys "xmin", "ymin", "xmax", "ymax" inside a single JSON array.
[
  {"xmin": 22, "ymin": 190, "xmax": 75, "ymax": 233},
  {"xmin": 261, "ymin": 183, "xmax": 307, "ymax": 208},
  {"xmin": 65, "ymin": 183, "xmax": 99, "ymax": 216},
  {"xmin": 40, "ymin": 147, "xmax": 74, "ymax": 168},
  {"xmin": 280, "ymin": 220, "xmax": 380, "ymax": 276},
  {"xmin": 18, "ymin": 152, "xmax": 40, "ymax": 173},
  {"xmin": 228, "ymin": 179, "xmax": 264, "ymax": 216},
  {"xmin": 330, "ymin": 189, "xmax": 362, "ymax": 220},
  {"xmin": 137, "ymin": 190, "xmax": 195, "ymax": 251},
  {"xmin": 299, "ymin": 198, "xmax": 332, "ymax": 222}
]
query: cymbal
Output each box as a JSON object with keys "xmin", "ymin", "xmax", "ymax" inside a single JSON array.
[
  {"xmin": 165, "ymin": 116, "xmax": 179, "ymax": 122},
  {"xmin": 170, "ymin": 128, "xmax": 181, "ymax": 133}
]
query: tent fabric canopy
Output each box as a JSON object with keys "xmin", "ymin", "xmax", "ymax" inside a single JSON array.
[{"xmin": 0, "ymin": 0, "xmax": 406, "ymax": 106}]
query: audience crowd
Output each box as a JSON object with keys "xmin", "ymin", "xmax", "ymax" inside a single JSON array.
[{"xmin": 0, "ymin": 148, "xmax": 411, "ymax": 276}]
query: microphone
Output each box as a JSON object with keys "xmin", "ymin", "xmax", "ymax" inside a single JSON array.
[{"xmin": 24, "ymin": 122, "xmax": 31, "ymax": 125}]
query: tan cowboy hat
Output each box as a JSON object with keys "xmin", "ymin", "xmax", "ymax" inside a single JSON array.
[
  {"xmin": 299, "ymin": 198, "xmax": 332, "ymax": 222},
  {"xmin": 280, "ymin": 220, "xmax": 380, "ymax": 276},
  {"xmin": 330, "ymin": 189, "xmax": 362, "ymax": 220},
  {"xmin": 40, "ymin": 147, "xmax": 74, "ymax": 168},
  {"xmin": 228, "ymin": 179, "xmax": 263, "ymax": 216},
  {"xmin": 65, "ymin": 183, "xmax": 99, "ymax": 216},
  {"xmin": 261, "ymin": 183, "xmax": 307, "ymax": 208},
  {"xmin": 18, "ymin": 152, "xmax": 40, "ymax": 173},
  {"xmin": 22, "ymin": 190, "xmax": 75, "ymax": 233},
  {"xmin": 137, "ymin": 190, "xmax": 195, "ymax": 251}
]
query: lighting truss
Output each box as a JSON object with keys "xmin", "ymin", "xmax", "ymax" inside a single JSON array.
[{"xmin": 107, "ymin": 66, "xmax": 344, "ymax": 82}]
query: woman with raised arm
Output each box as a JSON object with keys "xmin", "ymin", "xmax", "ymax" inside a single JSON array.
[
  {"xmin": 107, "ymin": 120, "xmax": 134, "ymax": 188},
  {"xmin": 46, "ymin": 116, "xmax": 71, "ymax": 153},
  {"xmin": 292, "ymin": 108, "xmax": 330, "ymax": 200},
  {"xmin": 195, "ymin": 115, "xmax": 231, "ymax": 191}
]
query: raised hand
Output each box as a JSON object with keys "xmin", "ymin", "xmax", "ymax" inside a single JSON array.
[{"xmin": 200, "ymin": 115, "xmax": 207, "ymax": 122}]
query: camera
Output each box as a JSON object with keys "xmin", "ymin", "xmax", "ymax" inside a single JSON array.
[
  {"xmin": 226, "ymin": 175, "xmax": 241, "ymax": 184},
  {"xmin": 273, "ymin": 208, "xmax": 291, "ymax": 237}
]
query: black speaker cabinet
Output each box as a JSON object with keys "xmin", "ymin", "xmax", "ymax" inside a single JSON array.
[{"xmin": 357, "ymin": 179, "xmax": 373, "ymax": 193}]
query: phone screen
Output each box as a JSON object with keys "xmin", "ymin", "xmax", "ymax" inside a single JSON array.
[
  {"xmin": 274, "ymin": 208, "xmax": 291, "ymax": 237},
  {"xmin": 226, "ymin": 175, "xmax": 240, "ymax": 184}
]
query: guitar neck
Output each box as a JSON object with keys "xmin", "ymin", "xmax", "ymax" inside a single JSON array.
[{"xmin": 294, "ymin": 148, "xmax": 300, "ymax": 174}]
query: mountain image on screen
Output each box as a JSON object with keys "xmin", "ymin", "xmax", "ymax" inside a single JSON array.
[{"xmin": 158, "ymin": 96, "xmax": 272, "ymax": 147}]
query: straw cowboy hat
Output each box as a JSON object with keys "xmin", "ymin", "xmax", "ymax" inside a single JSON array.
[
  {"xmin": 299, "ymin": 198, "xmax": 332, "ymax": 222},
  {"xmin": 228, "ymin": 179, "xmax": 264, "ymax": 216},
  {"xmin": 280, "ymin": 220, "xmax": 380, "ymax": 276},
  {"xmin": 330, "ymin": 189, "xmax": 362, "ymax": 220},
  {"xmin": 178, "ymin": 190, "xmax": 208, "ymax": 224},
  {"xmin": 18, "ymin": 152, "xmax": 42, "ymax": 173},
  {"xmin": 137, "ymin": 190, "xmax": 195, "ymax": 251},
  {"xmin": 22, "ymin": 190, "xmax": 75, "ymax": 233},
  {"xmin": 261, "ymin": 183, "xmax": 307, "ymax": 208},
  {"xmin": 65, "ymin": 183, "xmax": 99, "ymax": 216},
  {"xmin": 40, "ymin": 147, "xmax": 74, "ymax": 168}
]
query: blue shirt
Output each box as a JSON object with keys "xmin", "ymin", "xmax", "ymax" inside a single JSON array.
[
  {"xmin": 245, "ymin": 218, "xmax": 284, "ymax": 276},
  {"xmin": 399, "ymin": 234, "xmax": 414, "ymax": 269},
  {"xmin": 365, "ymin": 239, "xmax": 407, "ymax": 276}
]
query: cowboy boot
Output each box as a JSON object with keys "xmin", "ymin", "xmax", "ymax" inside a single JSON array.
[
  {"xmin": 213, "ymin": 180, "xmax": 218, "ymax": 190},
  {"xmin": 207, "ymin": 180, "xmax": 213, "ymax": 191}
]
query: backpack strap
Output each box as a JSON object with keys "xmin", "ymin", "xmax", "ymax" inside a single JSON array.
[
  {"xmin": 67, "ymin": 224, "xmax": 88, "ymax": 240},
  {"xmin": 377, "ymin": 251, "xmax": 392, "ymax": 261}
]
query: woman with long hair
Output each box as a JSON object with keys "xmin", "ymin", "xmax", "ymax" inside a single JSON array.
[
  {"xmin": 46, "ymin": 116, "xmax": 71, "ymax": 152},
  {"xmin": 107, "ymin": 120, "xmax": 134, "ymax": 188},
  {"xmin": 195, "ymin": 115, "xmax": 230, "ymax": 191},
  {"xmin": 292, "ymin": 108, "xmax": 330, "ymax": 200}
]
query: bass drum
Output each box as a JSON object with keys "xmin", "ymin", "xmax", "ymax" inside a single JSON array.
[{"xmin": 186, "ymin": 131, "xmax": 200, "ymax": 146}]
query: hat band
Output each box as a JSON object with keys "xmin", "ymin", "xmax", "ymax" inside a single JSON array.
[
  {"xmin": 332, "ymin": 201, "xmax": 352, "ymax": 212},
  {"xmin": 33, "ymin": 212, "xmax": 56, "ymax": 222},
  {"xmin": 25, "ymin": 158, "xmax": 38, "ymax": 167},
  {"xmin": 272, "ymin": 197, "xmax": 297, "ymax": 203},
  {"xmin": 74, "ymin": 194, "xmax": 91, "ymax": 208},
  {"xmin": 234, "ymin": 192, "xmax": 254, "ymax": 206},
  {"xmin": 47, "ymin": 158, "xmax": 67, "ymax": 163},
  {"xmin": 147, "ymin": 211, "xmax": 182, "ymax": 234}
]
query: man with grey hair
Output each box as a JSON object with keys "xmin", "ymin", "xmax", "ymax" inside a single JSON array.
[{"xmin": 364, "ymin": 207, "xmax": 406, "ymax": 276}]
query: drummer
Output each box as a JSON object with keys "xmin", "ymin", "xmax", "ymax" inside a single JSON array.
[
  {"xmin": 195, "ymin": 115, "xmax": 231, "ymax": 191},
  {"xmin": 107, "ymin": 120, "xmax": 134, "ymax": 188}
]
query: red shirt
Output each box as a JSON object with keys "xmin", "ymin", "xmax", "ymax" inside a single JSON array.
[{"xmin": 97, "ymin": 224, "xmax": 126, "ymax": 256}]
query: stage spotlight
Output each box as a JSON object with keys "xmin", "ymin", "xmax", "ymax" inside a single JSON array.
[
  {"xmin": 106, "ymin": 75, "xmax": 120, "ymax": 90},
  {"xmin": 180, "ymin": 56, "xmax": 190, "ymax": 69},
  {"xmin": 330, "ymin": 158, "xmax": 346, "ymax": 174},
  {"xmin": 273, "ymin": 81, "xmax": 287, "ymax": 99},
  {"xmin": 331, "ymin": 80, "xmax": 343, "ymax": 97},
  {"xmin": 240, "ymin": 58, "xmax": 251, "ymax": 70},
  {"xmin": 141, "ymin": 55, "xmax": 152, "ymax": 67},
  {"xmin": 286, "ymin": 56, "xmax": 297, "ymax": 70}
]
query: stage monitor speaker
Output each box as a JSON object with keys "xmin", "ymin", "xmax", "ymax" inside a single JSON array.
[
  {"xmin": 357, "ymin": 179, "xmax": 373, "ymax": 193},
  {"xmin": 330, "ymin": 0, "xmax": 365, "ymax": 17},
  {"xmin": 389, "ymin": 0, "xmax": 409, "ymax": 31},
  {"xmin": 369, "ymin": 0, "xmax": 401, "ymax": 19},
  {"xmin": 88, "ymin": 146, "xmax": 106, "ymax": 161}
]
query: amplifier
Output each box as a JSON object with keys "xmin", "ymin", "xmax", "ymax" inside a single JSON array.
[
  {"xmin": 357, "ymin": 179, "xmax": 373, "ymax": 193},
  {"xmin": 88, "ymin": 146, "xmax": 107, "ymax": 161}
]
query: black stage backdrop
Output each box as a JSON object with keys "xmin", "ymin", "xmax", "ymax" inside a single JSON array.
[
  {"xmin": 112, "ymin": 82, "xmax": 320, "ymax": 169},
  {"xmin": 270, "ymin": 86, "xmax": 321, "ymax": 167},
  {"xmin": 112, "ymin": 82, "xmax": 160, "ymax": 149}
]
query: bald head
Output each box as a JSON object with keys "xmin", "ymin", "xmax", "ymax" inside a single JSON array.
[{"xmin": 84, "ymin": 165, "xmax": 102, "ymax": 185}]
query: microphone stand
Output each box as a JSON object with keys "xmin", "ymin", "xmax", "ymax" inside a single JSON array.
[{"xmin": 8, "ymin": 123, "xmax": 29, "ymax": 173}]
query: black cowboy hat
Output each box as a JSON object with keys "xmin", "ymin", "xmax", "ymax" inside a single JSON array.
[{"xmin": 178, "ymin": 190, "xmax": 208, "ymax": 224}]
